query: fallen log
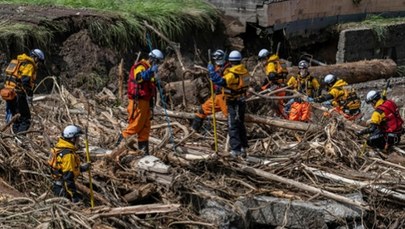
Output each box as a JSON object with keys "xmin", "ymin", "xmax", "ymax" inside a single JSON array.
[
  {"xmin": 238, "ymin": 164, "xmax": 370, "ymax": 210},
  {"xmin": 303, "ymin": 164, "xmax": 405, "ymax": 204},
  {"xmin": 287, "ymin": 59, "xmax": 397, "ymax": 84},
  {"xmin": 89, "ymin": 203, "xmax": 181, "ymax": 219},
  {"xmin": 154, "ymin": 107, "xmax": 320, "ymax": 132}
]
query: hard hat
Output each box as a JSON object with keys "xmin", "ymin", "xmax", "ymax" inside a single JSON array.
[
  {"xmin": 228, "ymin": 50, "xmax": 242, "ymax": 62},
  {"xmin": 258, "ymin": 49, "xmax": 271, "ymax": 59},
  {"xmin": 62, "ymin": 125, "xmax": 83, "ymax": 139},
  {"xmin": 148, "ymin": 49, "xmax": 164, "ymax": 61},
  {"xmin": 298, "ymin": 60, "xmax": 309, "ymax": 69},
  {"xmin": 30, "ymin": 49, "xmax": 45, "ymax": 61},
  {"xmin": 324, "ymin": 74, "xmax": 336, "ymax": 85},
  {"xmin": 366, "ymin": 90, "xmax": 381, "ymax": 104},
  {"xmin": 212, "ymin": 49, "xmax": 225, "ymax": 65}
]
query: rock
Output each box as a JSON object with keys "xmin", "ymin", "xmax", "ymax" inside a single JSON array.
[{"xmin": 236, "ymin": 194, "xmax": 364, "ymax": 229}]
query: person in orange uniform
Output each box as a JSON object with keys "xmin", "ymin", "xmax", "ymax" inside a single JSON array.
[
  {"xmin": 116, "ymin": 49, "xmax": 164, "ymax": 155},
  {"xmin": 209, "ymin": 50, "xmax": 251, "ymax": 157},
  {"xmin": 356, "ymin": 90, "xmax": 404, "ymax": 151},
  {"xmin": 286, "ymin": 60, "xmax": 320, "ymax": 122},
  {"xmin": 191, "ymin": 49, "xmax": 231, "ymax": 131},
  {"xmin": 257, "ymin": 49, "xmax": 288, "ymax": 118},
  {"xmin": 2, "ymin": 49, "xmax": 45, "ymax": 133},
  {"xmin": 312, "ymin": 74, "xmax": 361, "ymax": 120},
  {"xmin": 49, "ymin": 125, "xmax": 90, "ymax": 203}
]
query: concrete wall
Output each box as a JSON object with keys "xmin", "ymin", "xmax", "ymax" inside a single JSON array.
[
  {"xmin": 207, "ymin": 0, "xmax": 405, "ymax": 37},
  {"xmin": 337, "ymin": 23, "xmax": 405, "ymax": 64}
]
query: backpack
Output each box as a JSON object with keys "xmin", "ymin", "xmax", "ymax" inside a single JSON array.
[
  {"xmin": 48, "ymin": 148, "xmax": 72, "ymax": 178},
  {"xmin": 127, "ymin": 61, "xmax": 156, "ymax": 100},
  {"xmin": 377, "ymin": 100, "xmax": 404, "ymax": 133},
  {"xmin": 5, "ymin": 59, "xmax": 22, "ymax": 77},
  {"xmin": 335, "ymin": 86, "xmax": 361, "ymax": 111}
]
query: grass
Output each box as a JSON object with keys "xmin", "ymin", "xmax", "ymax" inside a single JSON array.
[
  {"xmin": 0, "ymin": 0, "xmax": 219, "ymax": 51},
  {"xmin": 338, "ymin": 14, "xmax": 405, "ymax": 43}
]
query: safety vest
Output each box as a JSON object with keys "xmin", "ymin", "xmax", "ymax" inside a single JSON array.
[
  {"xmin": 297, "ymin": 75, "xmax": 317, "ymax": 97},
  {"xmin": 377, "ymin": 100, "xmax": 404, "ymax": 133},
  {"xmin": 223, "ymin": 73, "xmax": 250, "ymax": 100},
  {"xmin": 127, "ymin": 61, "xmax": 156, "ymax": 100}
]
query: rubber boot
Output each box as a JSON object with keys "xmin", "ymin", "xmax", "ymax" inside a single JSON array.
[
  {"xmin": 138, "ymin": 141, "xmax": 149, "ymax": 155},
  {"xmin": 115, "ymin": 134, "xmax": 124, "ymax": 147},
  {"xmin": 191, "ymin": 116, "xmax": 204, "ymax": 131}
]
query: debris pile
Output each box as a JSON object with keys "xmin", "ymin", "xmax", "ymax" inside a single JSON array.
[{"xmin": 0, "ymin": 74, "xmax": 404, "ymax": 228}]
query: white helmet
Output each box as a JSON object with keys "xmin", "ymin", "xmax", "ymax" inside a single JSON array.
[
  {"xmin": 324, "ymin": 74, "xmax": 336, "ymax": 85},
  {"xmin": 298, "ymin": 60, "xmax": 309, "ymax": 69},
  {"xmin": 212, "ymin": 49, "xmax": 225, "ymax": 65},
  {"xmin": 148, "ymin": 49, "xmax": 164, "ymax": 61},
  {"xmin": 228, "ymin": 50, "xmax": 242, "ymax": 62},
  {"xmin": 30, "ymin": 49, "xmax": 45, "ymax": 61},
  {"xmin": 62, "ymin": 125, "xmax": 83, "ymax": 139},
  {"xmin": 366, "ymin": 90, "xmax": 381, "ymax": 104},
  {"xmin": 258, "ymin": 49, "xmax": 271, "ymax": 59}
]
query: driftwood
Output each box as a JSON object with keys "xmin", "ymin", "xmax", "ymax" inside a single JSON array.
[
  {"xmin": 89, "ymin": 203, "xmax": 181, "ymax": 219},
  {"xmin": 239, "ymin": 164, "xmax": 370, "ymax": 210},
  {"xmin": 303, "ymin": 164, "xmax": 405, "ymax": 203},
  {"xmin": 287, "ymin": 59, "xmax": 397, "ymax": 84}
]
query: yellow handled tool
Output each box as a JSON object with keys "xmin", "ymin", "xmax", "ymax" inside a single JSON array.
[
  {"xmin": 208, "ymin": 49, "xmax": 218, "ymax": 152},
  {"xmin": 85, "ymin": 104, "xmax": 95, "ymax": 208}
]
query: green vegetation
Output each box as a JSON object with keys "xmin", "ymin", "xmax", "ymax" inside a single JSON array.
[
  {"xmin": 0, "ymin": 0, "xmax": 218, "ymax": 51},
  {"xmin": 339, "ymin": 14, "xmax": 405, "ymax": 43}
]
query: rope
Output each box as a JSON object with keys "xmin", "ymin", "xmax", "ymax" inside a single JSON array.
[{"xmin": 145, "ymin": 31, "xmax": 175, "ymax": 150}]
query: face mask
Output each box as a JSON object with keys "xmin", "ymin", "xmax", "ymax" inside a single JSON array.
[{"xmin": 299, "ymin": 69, "xmax": 308, "ymax": 77}]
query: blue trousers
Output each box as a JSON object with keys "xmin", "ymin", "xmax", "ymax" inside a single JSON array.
[{"xmin": 227, "ymin": 99, "xmax": 248, "ymax": 151}]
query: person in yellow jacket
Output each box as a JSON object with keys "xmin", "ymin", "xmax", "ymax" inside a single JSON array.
[
  {"xmin": 50, "ymin": 125, "xmax": 90, "ymax": 203},
  {"xmin": 208, "ymin": 50, "xmax": 251, "ymax": 157},
  {"xmin": 313, "ymin": 74, "xmax": 361, "ymax": 120},
  {"xmin": 356, "ymin": 90, "xmax": 404, "ymax": 151},
  {"xmin": 3, "ymin": 49, "xmax": 44, "ymax": 133},
  {"xmin": 192, "ymin": 49, "xmax": 231, "ymax": 131},
  {"xmin": 286, "ymin": 60, "xmax": 320, "ymax": 122},
  {"xmin": 115, "ymin": 49, "xmax": 164, "ymax": 155},
  {"xmin": 257, "ymin": 49, "xmax": 288, "ymax": 118}
]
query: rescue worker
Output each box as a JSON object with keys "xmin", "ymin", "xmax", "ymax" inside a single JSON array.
[
  {"xmin": 191, "ymin": 49, "xmax": 231, "ymax": 131},
  {"xmin": 115, "ymin": 49, "xmax": 164, "ymax": 155},
  {"xmin": 356, "ymin": 90, "xmax": 404, "ymax": 151},
  {"xmin": 257, "ymin": 49, "xmax": 288, "ymax": 118},
  {"xmin": 208, "ymin": 50, "xmax": 250, "ymax": 157},
  {"xmin": 312, "ymin": 74, "xmax": 361, "ymax": 120},
  {"xmin": 2, "ymin": 49, "xmax": 44, "ymax": 133},
  {"xmin": 50, "ymin": 125, "xmax": 90, "ymax": 203},
  {"xmin": 286, "ymin": 60, "xmax": 320, "ymax": 122}
]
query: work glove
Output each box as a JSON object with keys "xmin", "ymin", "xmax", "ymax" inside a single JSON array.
[
  {"xmin": 26, "ymin": 96, "xmax": 33, "ymax": 104},
  {"xmin": 150, "ymin": 64, "xmax": 158, "ymax": 73},
  {"xmin": 207, "ymin": 63, "xmax": 215, "ymax": 73},
  {"xmin": 80, "ymin": 163, "xmax": 91, "ymax": 172},
  {"xmin": 355, "ymin": 130, "xmax": 364, "ymax": 137},
  {"xmin": 306, "ymin": 97, "xmax": 314, "ymax": 103}
]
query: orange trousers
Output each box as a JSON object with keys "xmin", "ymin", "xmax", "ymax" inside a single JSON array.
[
  {"xmin": 122, "ymin": 99, "xmax": 151, "ymax": 142},
  {"xmin": 289, "ymin": 101, "xmax": 311, "ymax": 122},
  {"xmin": 195, "ymin": 94, "xmax": 228, "ymax": 119}
]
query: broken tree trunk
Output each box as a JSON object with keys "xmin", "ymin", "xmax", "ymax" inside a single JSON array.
[
  {"xmin": 287, "ymin": 59, "xmax": 397, "ymax": 84},
  {"xmin": 154, "ymin": 107, "xmax": 320, "ymax": 132}
]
